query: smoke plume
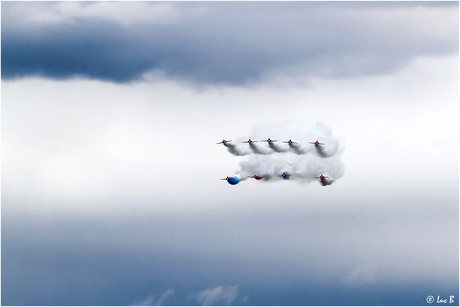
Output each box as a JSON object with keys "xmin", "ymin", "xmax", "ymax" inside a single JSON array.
[{"xmin": 220, "ymin": 122, "xmax": 344, "ymax": 185}]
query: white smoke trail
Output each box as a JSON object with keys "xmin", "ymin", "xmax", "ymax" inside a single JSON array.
[
  {"xmin": 224, "ymin": 122, "xmax": 341, "ymax": 157},
  {"xmin": 220, "ymin": 121, "xmax": 345, "ymax": 185},
  {"xmin": 237, "ymin": 152, "xmax": 344, "ymax": 183}
]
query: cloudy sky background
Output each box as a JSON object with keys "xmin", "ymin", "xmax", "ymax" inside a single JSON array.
[{"xmin": 2, "ymin": 1, "xmax": 459, "ymax": 306}]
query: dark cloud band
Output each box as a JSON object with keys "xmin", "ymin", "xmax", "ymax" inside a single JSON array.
[{"xmin": 2, "ymin": 2, "xmax": 458, "ymax": 86}]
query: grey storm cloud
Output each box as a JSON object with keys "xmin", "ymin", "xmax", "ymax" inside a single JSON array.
[{"xmin": 1, "ymin": 1, "xmax": 458, "ymax": 86}]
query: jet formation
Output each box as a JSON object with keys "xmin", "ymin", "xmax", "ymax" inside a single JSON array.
[
  {"xmin": 218, "ymin": 137, "xmax": 331, "ymax": 185},
  {"xmin": 218, "ymin": 138, "xmax": 323, "ymax": 146}
]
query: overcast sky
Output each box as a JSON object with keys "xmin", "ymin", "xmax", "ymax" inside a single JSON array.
[{"xmin": 2, "ymin": 1, "xmax": 459, "ymax": 306}]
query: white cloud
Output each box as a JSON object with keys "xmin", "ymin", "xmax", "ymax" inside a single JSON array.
[
  {"xmin": 194, "ymin": 286, "xmax": 240, "ymax": 306},
  {"xmin": 133, "ymin": 294, "xmax": 154, "ymax": 306},
  {"xmin": 155, "ymin": 290, "xmax": 175, "ymax": 306},
  {"xmin": 2, "ymin": 56, "xmax": 457, "ymax": 293},
  {"xmin": 5, "ymin": 2, "xmax": 183, "ymax": 26},
  {"xmin": 55, "ymin": 2, "xmax": 182, "ymax": 26},
  {"xmin": 5, "ymin": 2, "xmax": 67, "ymax": 24},
  {"xmin": 1, "ymin": 54, "xmax": 457, "ymax": 218},
  {"xmin": 132, "ymin": 289, "xmax": 174, "ymax": 306},
  {"xmin": 133, "ymin": 287, "xmax": 243, "ymax": 306}
]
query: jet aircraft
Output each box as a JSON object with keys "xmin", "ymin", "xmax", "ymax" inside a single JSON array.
[
  {"xmin": 309, "ymin": 139, "xmax": 325, "ymax": 146},
  {"xmin": 221, "ymin": 176, "xmax": 240, "ymax": 185},
  {"xmin": 249, "ymin": 175, "xmax": 264, "ymax": 180},
  {"xmin": 315, "ymin": 174, "xmax": 330, "ymax": 180},
  {"xmin": 217, "ymin": 139, "xmax": 232, "ymax": 144},
  {"xmin": 282, "ymin": 139, "xmax": 298, "ymax": 144},
  {"xmin": 261, "ymin": 137, "xmax": 277, "ymax": 143},
  {"xmin": 279, "ymin": 171, "xmax": 290, "ymax": 179},
  {"xmin": 243, "ymin": 139, "xmax": 258, "ymax": 143}
]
